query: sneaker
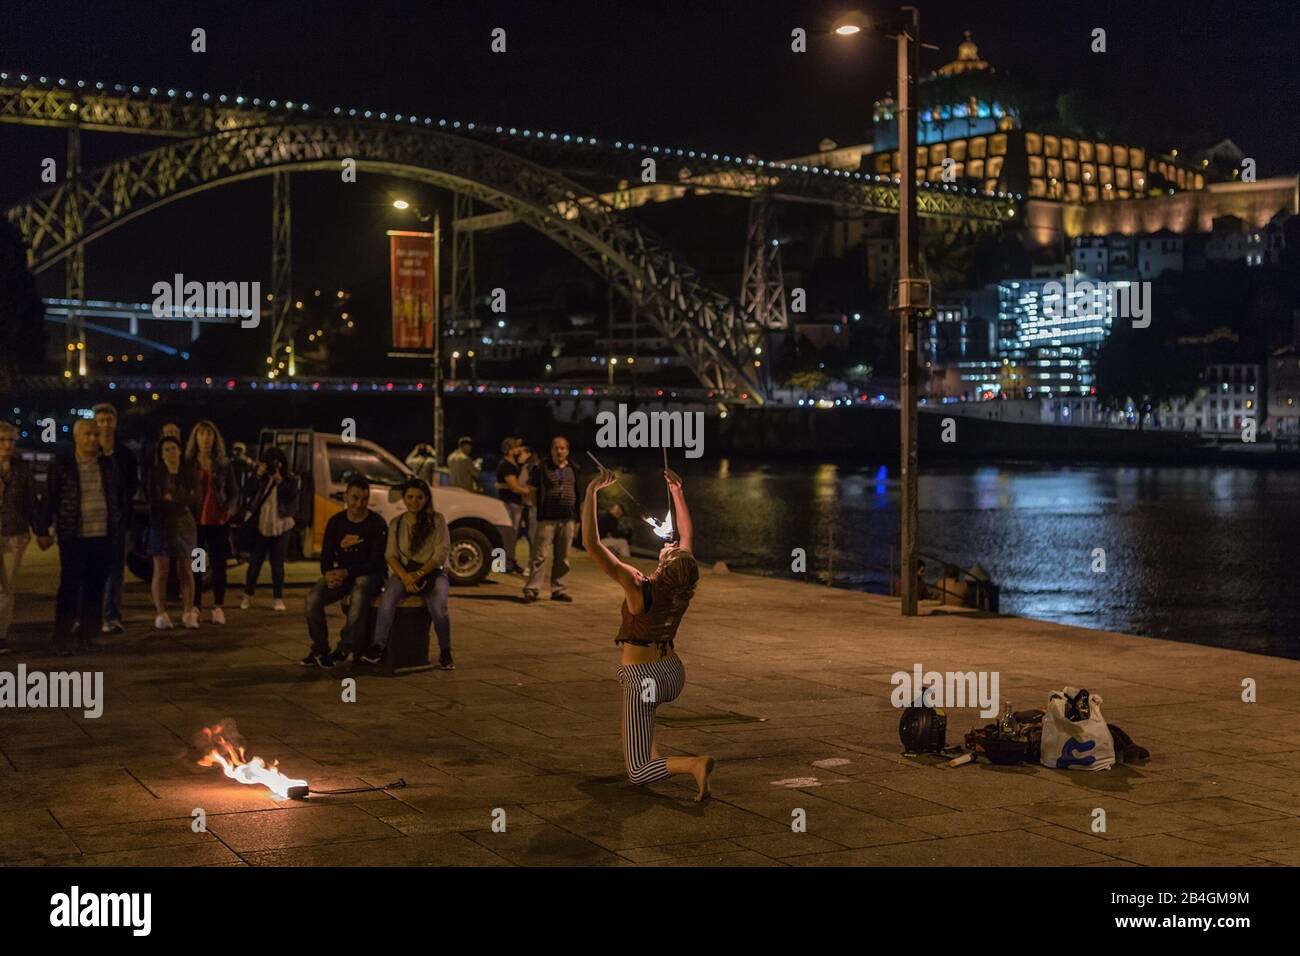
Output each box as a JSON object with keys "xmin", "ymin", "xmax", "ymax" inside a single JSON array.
[
  {"xmin": 359, "ymin": 646, "xmax": 385, "ymax": 664},
  {"xmin": 154, "ymin": 614, "xmax": 174, "ymax": 631},
  {"xmin": 240, "ymin": 594, "xmax": 251, "ymax": 610},
  {"xmin": 210, "ymin": 607, "xmax": 226, "ymax": 625},
  {"xmin": 272, "ymin": 599, "xmax": 287, "ymax": 612},
  {"xmin": 551, "ymin": 592, "xmax": 573, "ymax": 603},
  {"xmin": 328, "ymin": 648, "xmax": 350, "ymax": 666},
  {"xmin": 316, "ymin": 650, "xmax": 336, "ymax": 669},
  {"xmin": 522, "ymin": 591, "xmax": 538, "ymax": 603},
  {"xmin": 101, "ymin": 620, "xmax": 125, "ymax": 635},
  {"xmin": 439, "ymin": 649, "xmax": 455, "ymax": 670},
  {"xmin": 299, "ymin": 652, "xmax": 321, "ymax": 667},
  {"xmin": 182, "ymin": 609, "xmax": 200, "ymax": 629},
  {"xmin": 0, "ymin": 640, "xmax": 12, "ymax": 655},
  {"xmin": 53, "ymin": 644, "xmax": 74, "ymax": 657}
]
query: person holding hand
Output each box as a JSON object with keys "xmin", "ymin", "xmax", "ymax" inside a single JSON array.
[{"xmin": 361, "ymin": 478, "xmax": 453, "ymax": 670}]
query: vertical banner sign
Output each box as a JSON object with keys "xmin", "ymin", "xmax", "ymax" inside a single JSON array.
[{"xmin": 388, "ymin": 231, "xmax": 436, "ymax": 350}]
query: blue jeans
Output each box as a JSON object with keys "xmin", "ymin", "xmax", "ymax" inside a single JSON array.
[
  {"xmin": 372, "ymin": 572, "xmax": 450, "ymax": 652},
  {"xmin": 305, "ymin": 572, "xmax": 383, "ymax": 655},
  {"xmin": 102, "ymin": 527, "xmax": 128, "ymax": 624},
  {"xmin": 526, "ymin": 519, "xmax": 572, "ymax": 596},
  {"xmin": 504, "ymin": 502, "xmax": 526, "ymax": 570},
  {"xmin": 244, "ymin": 531, "xmax": 290, "ymax": 598}
]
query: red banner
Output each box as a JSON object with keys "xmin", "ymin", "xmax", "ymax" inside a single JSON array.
[{"xmin": 388, "ymin": 231, "xmax": 436, "ymax": 350}]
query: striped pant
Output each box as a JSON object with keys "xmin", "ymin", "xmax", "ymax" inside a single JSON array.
[{"xmin": 617, "ymin": 654, "xmax": 685, "ymax": 785}]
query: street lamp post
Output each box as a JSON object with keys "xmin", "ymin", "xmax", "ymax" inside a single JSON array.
[
  {"xmin": 836, "ymin": 7, "xmax": 928, "ymax": 616},
  {"xmin": 394, "ymin": 199, "xmax": 444, "ymax": 465}
]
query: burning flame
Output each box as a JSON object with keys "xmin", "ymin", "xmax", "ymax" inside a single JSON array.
[
  {"xmin": 645, "ymin": 509, "xmax": 674, "ymax": 541},
  {"xmin": 196, "ymin": 722, "xmax": 308, "ymax": 799}
]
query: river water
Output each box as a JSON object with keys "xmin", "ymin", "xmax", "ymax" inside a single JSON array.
[{"xmin": 603, "ymin": 460, "xmax": 1300, "ymax": 660}]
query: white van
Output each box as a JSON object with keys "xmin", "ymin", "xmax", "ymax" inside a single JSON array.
[{"xmin": 257, "ymin": 429, "xmax": 515, "ymax": 585}]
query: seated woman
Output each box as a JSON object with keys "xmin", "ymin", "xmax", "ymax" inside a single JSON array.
[
  {"xmin": 361, "ymin": 478, "xmax": 453, "ymax": 670},
  {"xmin": 582, "ymin": 466, "xmax": 714, "ymax": 801}
]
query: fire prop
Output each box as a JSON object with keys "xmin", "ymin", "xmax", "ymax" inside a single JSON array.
[
  {"xmin": 196, "ymin": 721, "xmax": 309, "ymax": 800},
  {"xmin": 645, "ymin": 509, "xmax": 674, "ymax": 541},
  {"xmin": 586, "ymin": 450, "xmax": 677, "ymax": 542}
]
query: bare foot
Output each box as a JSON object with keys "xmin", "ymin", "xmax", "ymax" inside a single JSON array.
[{"xmin": 691, "ymin": 756, "xmax": 715, "ymax": 803}]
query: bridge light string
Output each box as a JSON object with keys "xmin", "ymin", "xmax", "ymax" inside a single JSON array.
[{"xmin": 1, "ymin": 69, "xmax": 1023, "ymax": 203}]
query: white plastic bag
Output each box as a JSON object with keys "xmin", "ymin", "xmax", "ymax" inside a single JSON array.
[{"xmin": 1040, "ymin": 687, "xmax": 1115, "ymax": 771}]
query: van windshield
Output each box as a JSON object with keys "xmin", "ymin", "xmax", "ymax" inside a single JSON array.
[{"xmin": 327, "ymin": 443, "xmax": 409, "ymax": 487}]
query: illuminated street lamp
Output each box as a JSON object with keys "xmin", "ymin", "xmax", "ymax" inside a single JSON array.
[{"xmin": 834, "ymin": 7, "xmax": 931, "ymax": 616}]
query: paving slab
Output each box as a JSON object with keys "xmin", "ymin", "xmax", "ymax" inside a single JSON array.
[{"xmin": 2, "ymin": 546, "xmax": 1297, "ymax": 866}]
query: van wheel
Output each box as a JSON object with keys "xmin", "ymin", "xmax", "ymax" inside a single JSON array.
[{"xmin": 447, "ymin": 527, "xmax": 492, "ymax": 585}]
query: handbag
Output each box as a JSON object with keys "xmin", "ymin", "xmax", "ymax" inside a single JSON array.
[
  {"xmin": 1041, "ymin": 687, "xmax": 1116, "ymax": 771},
  {"xmin": 400, "ymin": 558, "xmax": 432, "ymax": 594}
]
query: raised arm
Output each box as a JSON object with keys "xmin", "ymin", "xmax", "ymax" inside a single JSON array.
[
  {"xmin": 582, "ymin": 467, "xmax": 645, "ymax": 611},
  {"xmin": 665, "ymin": 468, "xmax": 692, "ymax": 554}
]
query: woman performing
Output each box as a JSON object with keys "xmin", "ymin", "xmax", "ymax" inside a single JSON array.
[{"xmin": 582, "ymin": 466, "xmax": 714, "ymax": 801}]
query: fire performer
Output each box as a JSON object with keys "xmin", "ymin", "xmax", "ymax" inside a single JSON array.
[{"xmin": 582, "ymin": 465, "xmax": 714, "ymax": 801}]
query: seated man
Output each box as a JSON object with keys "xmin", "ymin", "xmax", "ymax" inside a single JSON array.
[
  {"xmin": 302, "ymin": 476, "xmax": 388, "ymax": 667},
  {"xmin": 597, "ymin": 502, "xmax": 632, "ymax": 560}
]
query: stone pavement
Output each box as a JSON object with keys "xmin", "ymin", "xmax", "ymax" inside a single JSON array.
[{"xmin": 2, "ymin": 544, "xmax": 1299, "ymax": 867}]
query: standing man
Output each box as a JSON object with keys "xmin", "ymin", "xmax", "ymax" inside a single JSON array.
[
  {"xmin": 495, "ymin": 437, "xmax": 533, "ymax": 573},
  {"xmin": 446, "ymin": 436, "xmax": 481, "ymax": 492},
  {"xmin": 302, "ymin": 476, "xmax": 388, "ymax": 667},
  {"xmin": 0, "ymin": 422, "xmax": 43, "ymax": 655},
  {"xmin": 404, "ymin": 442, "xmax": 438, "ymax": 486},
  {"xmin": 229, "ymin": 441, "xmax": 255, "ymax": 491},
  {"xmin": 44, "ymin": 418, "xmax": 120, "ymax": 655},
  {"xmin": 524, "ymin": 436, "xmax": 579, "ymax": 603},
  {"xmin": 94, "ymin": 403, "xmax": 138, "ymax": 635}
]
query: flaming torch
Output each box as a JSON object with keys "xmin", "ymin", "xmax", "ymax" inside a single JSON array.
[
  {"xmin": 645, "ymin": 508, "xmax": 674, "ymax": 541},
  {"xmin": 196, "ymin": 721, "xmax": 309, "ymax": 800}
]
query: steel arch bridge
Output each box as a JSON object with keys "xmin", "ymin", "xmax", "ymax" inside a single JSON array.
[
  {"xmin": 5, "ymin": 119, "xmax": 767, "ymax": 401},
  {"xmin": 1, "ymin": 72, "xmax": 1023, "ymax": 403}
]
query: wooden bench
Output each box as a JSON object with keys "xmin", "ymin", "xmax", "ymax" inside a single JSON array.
[{"xmin": 341, "ymin": 594, "xmax": 435, "ymax": 675}]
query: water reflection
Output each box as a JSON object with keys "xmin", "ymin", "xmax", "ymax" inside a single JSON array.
[{"xmin": 614, "ymin": 460, "xmax": 1300, "ymax": 660}]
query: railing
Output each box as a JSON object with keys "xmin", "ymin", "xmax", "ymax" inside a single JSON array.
[{"xmin": 888, "ymin": 546, "xmax": 1000, "ymax": 613}]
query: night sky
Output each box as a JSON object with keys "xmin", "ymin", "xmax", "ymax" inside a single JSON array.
[{"xmin": 3, "ymin": 0, "xmax": 1298, "ymax": 304}]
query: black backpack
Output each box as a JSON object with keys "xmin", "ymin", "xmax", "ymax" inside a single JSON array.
[{"xmin": 899, "ymin": 704, "xmax": 948, "ymax": 754}]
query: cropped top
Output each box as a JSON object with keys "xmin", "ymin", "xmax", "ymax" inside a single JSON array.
[{"xmin": 614, "ymin": 573, "xmax": 693, "ymax": 648}]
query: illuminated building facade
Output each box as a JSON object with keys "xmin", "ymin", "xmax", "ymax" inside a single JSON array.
[
  {"xmin": 993, "ymin": 279, "xmax": 1116, "ymax": 397},
  {"xmin": 1267, "ymin": 352, "xmax": 1300, "ymax": 437},
  {"xmin": 865, "ymin": 34, "xmax": 1209, "ymax": 201}
]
